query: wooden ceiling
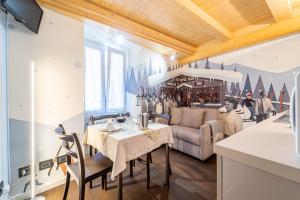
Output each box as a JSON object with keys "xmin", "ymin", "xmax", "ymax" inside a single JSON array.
[{"xmin": 38, "ymin": 0, "xmax": 300, "ymax": 64}]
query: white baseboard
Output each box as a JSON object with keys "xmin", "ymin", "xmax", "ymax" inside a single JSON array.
[{"xmin": 11, "ymin": 177, "xmax": 66, "ymax": 200}]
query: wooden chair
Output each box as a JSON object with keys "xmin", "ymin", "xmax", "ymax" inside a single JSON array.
[{"xmin": 55, "ymin": 129, "xmax": 113, "ymax": 200}]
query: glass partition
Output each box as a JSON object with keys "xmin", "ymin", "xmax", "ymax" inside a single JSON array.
[{"xmin": 0, "ymin": 10, "xmax": 9, "ymax": 199}]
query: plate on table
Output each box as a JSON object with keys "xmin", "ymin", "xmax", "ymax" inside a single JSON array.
[{"xmin": 100, "ymin": 124, "xmax": 124, "ymax": 132}]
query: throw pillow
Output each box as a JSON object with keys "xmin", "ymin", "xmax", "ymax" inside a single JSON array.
[
  {"xmin": 181, "ymin": 108, "xmax": 204, "ymax": 128},
  {"xmin": 170, "ymin": 107, "xmax": 182, "ymax": 125}
]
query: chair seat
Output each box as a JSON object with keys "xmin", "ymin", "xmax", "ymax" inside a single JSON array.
[{"xmin": 68, "ymin": 152, "xmax": 113, "ymax": 183}]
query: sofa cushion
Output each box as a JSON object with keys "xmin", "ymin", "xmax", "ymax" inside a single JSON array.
[
  {"xmin": 171, "ymin": 125, "xmax": 201, "ymax": 146},
  {"xmin": 170, "ymin": 107, "xmax": 182, "ymax": 125},
  {"xmin": 181, "ymin": 108, "xmax": 204, "ymax": 128},
  {"xmin": 202, "ymin": 108, "xmax": 220, "ymax": 123}
]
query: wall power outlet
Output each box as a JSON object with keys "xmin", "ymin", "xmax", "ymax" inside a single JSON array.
[
  {"xmin": 18, "ymin": 166, "xmax": 31, "ymax": 178},
  {"xmin": 39, "ymin": 159, "xmax": 53, "ymax": 171}
]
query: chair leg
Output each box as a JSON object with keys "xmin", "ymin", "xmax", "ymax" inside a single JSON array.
[
  {"xmin": 149, "ymin": 153, "xmax": 153, "ymax": 163},
  {"xmin": 94, "ymin": 148, "xmax": 97, "ymax": 154},
  {"xmin": 89, "ymin": 145, "xmax": 93, "ymax": 156},
  {"xmin": 89, "ymin": 180, "xmax": 92, "ymax": 189},
  {"xmin": 130, "ymin": 160, "xmax": 134, "ymax": 177},
  {"xmin": 79, "ymin": 182, "xmax": 85, "ymax": 200},
  {"xmin": 146, "ymin": 153, "xmax": 150, "ymax": 189},
  {"xmin": 101, "ymin": 176, "xmax": 105, "ymax": 190},
  {"xmin": 104, "ymin": 174, "xmax": 108, "ymax": 190},
  {"xmin": 169, "ymin": 160, "xmax": 172, "ymax": 176},
  {"xmin": 63, "ymin": 172, "xmax": 71, "ymax": 200}
]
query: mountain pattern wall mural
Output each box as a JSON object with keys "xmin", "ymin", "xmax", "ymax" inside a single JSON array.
[
  {"xmin": 126, "ymin": 58, "xmax": 296, "ymax": 112},
  {"xmin": 268, "ymin": 83, "xmax": 277, "ymax": 101},
  {"xmin": 253, "ymin": 76, "xmax": 265, "ymax": 99},
  {"xmin": 242, "ymin": 74, "xmax": 252, "ymax": 97},
  {"xmin": 235, "ymin": 82, "xmax": 241, "ymax": 96},
  {"xmin": 224, "ymin": 81, "xmax": 228, "ymax": 95}
]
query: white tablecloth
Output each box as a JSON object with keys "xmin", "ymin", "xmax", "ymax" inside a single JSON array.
[{"xmin": 83, "ymin": 123, "xmax": 173, "ymax": 180}]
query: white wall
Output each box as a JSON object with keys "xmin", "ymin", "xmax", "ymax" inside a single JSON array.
[
  {"xmin": 8, "ymin": 8, "xmax": 84, "ymax": 126},
  {"xmin": 8, "ymin": 8, "xmax": 84, "ymax": 196},
  {"xmin": 211, "ymin": 34, "xmax": 300, "ymax": 73}
]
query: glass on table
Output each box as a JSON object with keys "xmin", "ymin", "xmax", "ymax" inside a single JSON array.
[{"xmin": 125, "ymin": 116, "xmax": 135, "ymax": 132}]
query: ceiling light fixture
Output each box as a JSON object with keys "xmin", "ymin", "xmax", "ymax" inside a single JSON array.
[
  {"xmin": 170, "ymin": 54, "xmax": 176, "ymax": 60},
  {"xmin": 116, "ymin": 35, "xmax": 125, "ymax": 44}
]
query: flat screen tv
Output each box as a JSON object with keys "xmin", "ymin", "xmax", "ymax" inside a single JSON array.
[{"xmin": 2, "ymin": 0, "xmax": 43, "ymax": 34}]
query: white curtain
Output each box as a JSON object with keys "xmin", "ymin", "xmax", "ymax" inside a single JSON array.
[
  {"xmin": 107, "ymin": 50, "xmax": 125, "ymax": 112},
  {"xmin": 85, "ymin": 46, "xmax": 104, "ymax": 112}
]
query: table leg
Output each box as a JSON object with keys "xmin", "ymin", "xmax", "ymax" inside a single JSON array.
[
  {"xmin": 165, "ymin": 144, "xmax": 170, "ymax": 189},
  {"xmin": 146, "ymin": 153, "xmax": 150, "ymax": 189},
  {"xmin": 117, "ymin": 172, "xmax": 123, "ymax": 200},
  {"xmin": 130, "ymin": 160, "xmax": 134, "ymax": 177}
]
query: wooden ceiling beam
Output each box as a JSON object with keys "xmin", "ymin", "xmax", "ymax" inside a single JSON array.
[
  {"xmin": 265, "ymin": 0, "xmax": 292, "ymax": 21},
  {"xmin": 179, "ymin": 15, "xmax": 300, "ymax": 64},
  {"xmin": 174, "ymin": 0, "xmax": 232, "ymax": 39},
  {"xmin": 37, "ymin": 0, "xmax": 197, "ymax": 55}
]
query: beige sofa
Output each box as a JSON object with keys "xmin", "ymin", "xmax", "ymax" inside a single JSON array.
[{"xmin": 156, "ymin": 107, "xmax": 222, "ymax": 161}]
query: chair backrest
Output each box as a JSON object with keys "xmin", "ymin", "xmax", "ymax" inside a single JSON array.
[
  {"xmin": 54, "ymin": 124, "xmax": 66, "ymax": 135},
  {"xmin": 55, "ymin": 126, "xmax": 85, "ymax": 181},
  {"xmin": 89, "ymin": 112, "xmax": 130, "ymax": 125},
  {"xmin": 55, "ymin": 124, "xmax": 69, "ymax": 152}
]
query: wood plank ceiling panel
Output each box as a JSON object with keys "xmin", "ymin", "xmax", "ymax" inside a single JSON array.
[
  {"xmin": 88, "ymin": 0, "xmax": 220, "ymax": 46},
  {"xmin": 192, "ymin": 0, "xmax": 274, "ymax": 31},
  {"xmin": 265, "ymin": 0, "xmax": 292, "ymax": 21},
  {"xmin": 38, "ymin": 0, "xmax": 196, "ymax": 54},
  {"xmin": 290, "ymin": 0, "xmax": 300, "ymax": 16},
  {"xmin": 39, "ymin": 0, "xmax": 300, "ymax": 64},
  {"xmin": 179, "ymin": 14, "xmax": 300, "ymax": 64}
]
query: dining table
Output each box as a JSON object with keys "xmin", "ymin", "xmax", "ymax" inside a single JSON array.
[{"xmin": 83, "ymin": 120, "xmax": 174, "ymax": 200}]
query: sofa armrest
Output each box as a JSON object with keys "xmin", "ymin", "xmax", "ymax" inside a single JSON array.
[
  {"xmin": 151, "ymin": 113, "xmax": 171, "ymax": 125},
  {"xmin": 199, "ymin": 123, "xmax": 214, "ymax": 160},
  {"xmin": 155, "ymin": 117, "xmax": 169, "ymax": 125},
  {"xmin": 200, "ymin": 124, "xmax": 212, "ymax": 145}
]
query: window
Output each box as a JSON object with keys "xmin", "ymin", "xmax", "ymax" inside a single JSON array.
[{"xmin": 85, "ymin": 42, "xmax": 126, "ymax": 113}]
